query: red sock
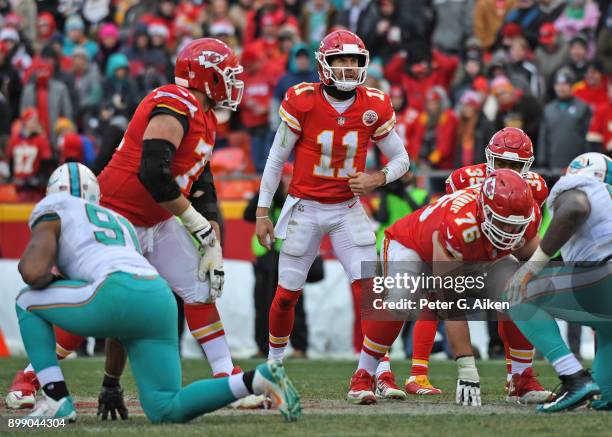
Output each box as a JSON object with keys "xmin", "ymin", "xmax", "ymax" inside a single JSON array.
[
  {"xmin": 498, "ymin": 319, "xmax": 512, "ymax": 375},
  {"xmin": 268, "ymin": 286, "xmax": 302, "ymax": 360},
  {"xmin": 362, "ymin": 320, "xmax": 404, "ymax": 359},
  {"xmin": 185, "ymin": 303, "xmax": 233, "ymax": 375},
  {"xmin": 351, "ymin": 279, "xmax": 371, "ymax": 353},
  {"xmin": 410, "ymin": 310, "xmax": 438, "ymax": 377},
  {"xmin": 502, "ymin": 319, "xmax": 534, "ymax": 375},
  {"xmin": 54, "ymin": 326, "xmax": 85, "ymax": 359}
]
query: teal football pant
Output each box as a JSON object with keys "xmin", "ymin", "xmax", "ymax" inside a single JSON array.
[
  {"xmin": 16, "ymin": 272, "xmax": 237, "ymax": 423},
  {"xmin": 507, "ymin": 263, "xmax": 612, "ymax": 402}
]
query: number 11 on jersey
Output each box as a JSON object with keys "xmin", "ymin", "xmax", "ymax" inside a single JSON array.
[{"xmin": 313, "ymin": 130, "xmax": 358, "ymax": 178}]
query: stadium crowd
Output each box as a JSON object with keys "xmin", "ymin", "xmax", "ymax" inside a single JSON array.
[{"xmin": 0, "ymin": 0, "xmax": 610, "ymax": 201}]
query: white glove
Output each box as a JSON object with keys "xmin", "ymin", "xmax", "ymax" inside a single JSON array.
[
  {"xmin": 456, "ymin": 356, "xmax": 481, "ymax": 407},
  {"xmin": 506, "ymin": 246, "xmax": 550, "ymax": 304},
  {"xmin": 456, "ymin": 379, "xmax": 481, "ymax": 406},
  {"xmin": 179, "ymin": 206, "xmax": 224, "ymax": 299}
]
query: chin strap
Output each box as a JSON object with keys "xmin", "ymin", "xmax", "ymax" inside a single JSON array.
[{"xmin": 323, "ymin": 84, "xmax": 356, "ymax": 101}]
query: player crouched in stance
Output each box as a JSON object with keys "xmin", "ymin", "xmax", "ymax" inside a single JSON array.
[
  {"xmin": 348, "ymin": 169, "xmax": 541, "ymax": 405},
  {"xmin": 506, "ymin": 152, "xmax": 612, "ymax": 412},
  {"xmin": 255, "ymin": 30, "xmax": 410, "ymax": 399},
  {"xmin": 404, "ymin": 127, "xmax": 551, "ymax": 404},
  {"xmin": 14, "ymin": 163, "xmax": 301, "ymax": 423}
]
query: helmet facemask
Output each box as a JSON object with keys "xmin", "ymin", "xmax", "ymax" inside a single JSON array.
[
  {"xmin": 317, "ymin": 50, "xmax": 369, "ymax": 92},
  {"xmin": 485, "ymin": 148, "xmax": 534, "ymax": 177},
  {"xmin": 206, "ymin": 64, "xmax": 244, "ymax": 111},
  {"xmin": 480, "ymin": 200, "xmax": 533, "ymax": 251}
]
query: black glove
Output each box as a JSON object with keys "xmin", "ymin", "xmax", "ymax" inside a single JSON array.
[{"xmin": 97, "ymin": 385, "xmax": 128, "ymax": 420}]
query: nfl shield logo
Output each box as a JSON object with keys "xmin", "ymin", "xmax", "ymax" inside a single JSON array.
[{"xmin": 337, "ymin": 116, "xmax": 345, "ymax": 126}]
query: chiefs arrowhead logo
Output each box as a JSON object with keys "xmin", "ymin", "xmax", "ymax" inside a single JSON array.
[
  {"xmin": 483, "ymin": 177, "xmax": 496, "ymax": 200},
  {"xmin": 198, "ymin": 50, "xmax": 227, "ymax": 68}
]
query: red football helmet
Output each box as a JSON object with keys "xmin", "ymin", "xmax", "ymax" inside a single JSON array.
[
  {"xmin": 316, "ymin": 30, "xmax": 369, "ymax": 91},
  {"xmin": 485, "ymin": 127, "xmax": 534, "ymax": 176},
  {"xmin": 175, "ymin": 38, "xmax": 244, "ymax": 111},
  {"xmin": 478, "ymin": 169, "xmax": 534, "ymax": 251}
]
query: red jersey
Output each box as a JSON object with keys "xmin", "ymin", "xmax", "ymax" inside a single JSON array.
[
  {"xmin": 385, "ymin": 187, "xmax": 541, "ymax": 262},
  {"xmin": 279, "ymin": 82, "xmax": 396, "ymax": 203},
  {"xmin": 587, "ymin": 102, "xmax": 612, "ymax": 151},
  {"xmin": 98, "ymin": 84, "xmax": 217, "ymax": 227},
  {"xmin": 444, "ymin": 163, "xmax": 548, "ymax": 207},
  {"xmin": 394, "ymin": 107, "xmax": 419, "ymax": 159},
  {"xmin": 7, "ymin": 132, "xmax": 51, "ymax": 179}
]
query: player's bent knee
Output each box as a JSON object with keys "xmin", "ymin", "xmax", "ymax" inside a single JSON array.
[{"xmin": 278, "ymin": 268, "xmax": 308, "ymax": 292}]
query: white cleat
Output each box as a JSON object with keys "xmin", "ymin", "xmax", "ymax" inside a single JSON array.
[
  {"xmin": 27, "ymin": 394, "xmax": 77, "ymax": 422},
  {"xmin": 5, "ymin": 391, "xmax": 37, "ymax": 410}
]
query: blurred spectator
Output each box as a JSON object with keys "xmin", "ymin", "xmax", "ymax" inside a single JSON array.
[
  {"xmin": 506, "ymin": 35, "xmax": 544, "ymax": 98},
  {"xmin": 246, "ymin": 12, "xmax": 290, "ymax": 80},
  {"xmin": 364, "ymin": 59, "xmax": 389, "ymax": 93},
  {"xmin": 432, "ymin": 0, "xmax": 475, "ymax": 54},
  {"xmin": 71, "ymin": 47, "xmax": 102, "ymax": 125},
  {"xmin": 300, "ymin": 0, "xmax": 337, "ymax": 55},
  {"xmin": 538, "ymin": 69, "xmax": 591, "ymax": 168},
  {"xmin": 20, "ymin": 57, "xmax": 73, "ymax": 147},
  {"xmin": 244, "ymin": 0, "xmax": 300, "ymax": 46},
  {"xmin": 368, "ymin": 0, "xmax": 402, "ymax": 63},
  {"xmin": 0, "ymin": 40, "xmax": 22, "ymax": 121},
  {"xmin": 490, "ymin": 75, "xmax": 542, "ymax": 141},
  {"xmin": 135, "ymin": 62, "xmax": 168, "ymax": 101},
  {"xmin": 456, "ymin": 90, "xmax": 496, "ymax": 165},
  {"xmin": 384, "ymin": 41, "xmax": 459, "ymax": 111},
  {"xmin": 0, "ymin": 91, "xmax": 10, "ymax": 143},
  {"xmin": 6, "ymin": 108, "xmax": 53, "ymax": 201},
  {"xmin": 597, "ymin": 5, "xmax": 612, "ymax": 73},
  {"xmin": 559, "ymin": 33, "xmax": 590, "ymax": 84},
  {"xmin": 473, "ymin": 0, "xmax": 516, "ymax": 51},
  {"xmin": 539, "ymin": 0, "xmax": 568, "ymax": 22},
  {"xmin": 55, "ymin": 117, "xmax": 96, "ymax": 167},
  {"xmin": 34, "ymin": 12, "xmax": 59, "ymax": 53},
  {"xmin": 91, "ymin": 102, "xmax": 129, "ymax": 175},
  {"xmin": 535, "ymin": 22, "xmax": 570, "ymax": 95},
  {"xmin": 1, "ymin": 26, "xmax": 32, "ymax": 73},
  {"xmin": 96, "ymin": 22, "xmax": 122, "ymax": 74},
  {"xmin": 62, "ymin": 14, "xmax": 99, "ymax": 59},
  {"xmin": 586, "ymin": 81, "xmax": 612, "ymax": 152},
  {"xmin": 555, "ymin": 0, "xmax": 600, "ymax": 51},
  {"xmin": 411, "ymin": 86, "xmax": 459, "ymax": 169},
  {"xmin": 8, "ymin": 2, "xmax": 36, "ymax": 44},
  {"xmin": 102, "ymin": 53, "xmax": 138, "ymax": 116},
  {"xmin": 503, "ymin": 0, "xmax": 543, "ymax": 48},
  {"xmin": 122, "ymin": 22, "xmax": 168, "ymax": 78},
  {"xmin": 334, "ymin": 0, "xmax": 380, "ymax": 49},
  {"xmin": 141, "ymin": 0, "xmax": 179, "ymax": 48},
  {"xmin": 572, "ymin": 59, "xmax": 609, "ymax": 109},
  {"xmin": 240, "ymin": 46, "xmax": 276, "ymax": 173},
  {"xmin": 270, "ymin": 43, "xmax": 319, "ymax": 131},
  {"xmin": 451, "ymin": 38, "xmax": 486, "ymax": 103},
  {"xmin": 390, "ymin": 85, "xmax": 419, "ymax": 158}
]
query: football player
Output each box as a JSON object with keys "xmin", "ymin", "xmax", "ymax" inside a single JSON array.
[
  {"xmin": 403, "ymin": 127, "xmax": 551, "ymax": 403},
  {"xmin": 7, "ymin": 38, "xmax": 250, "ymax": 412},
  {"xmin": 254, "ymin": 30, "xmax": 410, "ymax": 399},
  {"xmin": 348, "ymin": 169, "xmax": 541, "ymax": 405},
  {"xmin": 15, "ymin": 163, "xmax": 301, "ymax": 423},
  {"xmin": 506, "ymin": 152, "xmax": 612, "ymax": 412}
]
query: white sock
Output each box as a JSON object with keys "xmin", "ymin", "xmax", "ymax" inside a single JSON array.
[
  {"xmin": 510, "ymin": 348, "xmax": 534, "ymax": 375},
  {"xmin": 357, "ymin": 351, "xmax": 379, "ymax": 375},
  {"xmin": 228, "ymin": 374, "xmax": 249, "ymax": 399},
  {"xmin": 552, "ymin": 353, "xmax": 583, "ymax": 376},
  {"xmin": 375, "ymin": 359, "xmax": 391, "ymax": 378},
  {"xmin": 37, "ymin": 366, "xmax": 64, "ymax": 387},
  {"xmin": 511, "ymin": 360, "xmax": 531, "ymax": 375},
  {"xmin": 24, "ymin": 363, "xmax": 34, "ymax": 374},
  {"xmin": 268, "ymin": 346, "xmax": 285, "ymax": 361},
  {"xmin": 201, "ymin": 336, "xmax": 234, "ymax": 375}
]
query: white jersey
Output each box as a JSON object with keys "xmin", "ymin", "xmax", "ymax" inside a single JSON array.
[
  {"xmin": 547, "ymin": 175, "xmax": 612, "ymax": 262},
  {"xmin": 29, "ymin": 193, "xmax": 158, "ymax": 282}
]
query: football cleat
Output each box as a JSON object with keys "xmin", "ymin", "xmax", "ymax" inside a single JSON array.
[
  {"xmin": 405, "ymin": 375, "xmax": 442, "ymax": 395},
  {"xmin": 6, "ymin": 370, "xmax": 40, "ymax": 409},
  {"xmin": 506, "ymin": 368, "xmax": 552, "ymax": 404},
  {"xmin": 537, "ymin": 369, "xmax": 600, "ymax": 413},
  {"xmin": 27, "ymin": 394, "xmax": 77, "ymax": 422},
  {"xmin": 375, "ymin": 371, "xmax": 406, "ymax": 400},
  {"xmin": 347, "ymin": 369, "xmax": 376, "ymax": 405},
  {"xmin": 252, "ymin": 361, "xmax": 301, "ymax": 421}
]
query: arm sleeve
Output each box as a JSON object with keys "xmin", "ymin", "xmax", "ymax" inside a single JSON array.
[
  {"xmin": 189, "ymin": 162, "xmax": 219, "ymax": 222},
  {"xmin": 375, "ymin": 130, "xmax": 411, "ymax": 184},
  {"xmin": 257, "ymin": 122, "xmax": 299, "ymax": 208}
]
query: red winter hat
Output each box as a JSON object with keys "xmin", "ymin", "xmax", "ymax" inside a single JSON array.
[
  {"xmin": 539, "ymin": 22, "xmax": 556, "ymax": 45},
  {"xmin": 60, "ymin": 133, "xmax": 83, "ymax": 162},
  {"xmin": 502, "ymin": 22, "xmax": 522, "ymax": 38}
]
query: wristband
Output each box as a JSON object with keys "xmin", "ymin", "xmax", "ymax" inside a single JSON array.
[
  {"xmin": 529, "ymin": 246, "xmax": 551, "ymax": 263},
  {"xmin": 256, "ymin": 216, "xmax": 271, "ymax": 220},
  {"xmin": 179, "ymin": 204, "xmax": 211, "ymax": 233}
]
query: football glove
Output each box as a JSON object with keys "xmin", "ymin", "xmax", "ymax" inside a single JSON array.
[
  {"xmin": 97, "ymin": 385, "xmax": 128, "ymax": 420},
  {"xmin": 456, "ymin": 379, "xmax": 481, "ymax": 407}
]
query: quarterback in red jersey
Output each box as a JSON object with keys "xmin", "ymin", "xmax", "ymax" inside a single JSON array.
[
  {"xmin": 445, "ymin": 127, "xmax": 548, "ymax": 206},
  {"xmin": 406, "ymin": 127, "xmax": 550, "ymax": 403},
  {"xmin": 348, "ymin": 170, "xmax": 542, "ymax": 405},
  {"xmin": 255, "ymin": 30, "xmax": 410, "ymax": 397}
]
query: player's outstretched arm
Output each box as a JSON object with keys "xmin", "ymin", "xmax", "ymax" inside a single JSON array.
[
  {"xmin": 255, "ymin": 122, "xmax": 299, "ymax": 249},
  {"xmin": 18, "ymin": 219, "xmax": 60, "ymax": 289}
]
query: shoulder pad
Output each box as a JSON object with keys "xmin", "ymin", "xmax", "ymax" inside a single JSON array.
[{"xmin": 284, "ymin": 82, "xmax": 317, "ymax": 112}]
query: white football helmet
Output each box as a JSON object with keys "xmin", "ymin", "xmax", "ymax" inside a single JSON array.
[
  {"xmin": 566, "ymin": 152, "xmax": 612, "ymax": 185},
  {"xmin": 47, "ymin": 163, "xmax": 100, "ymax": 204}
]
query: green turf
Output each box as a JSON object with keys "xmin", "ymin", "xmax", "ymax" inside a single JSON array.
[{"xmin": 0, "ymin": 357, "xmax": 609, "ymax": 436}]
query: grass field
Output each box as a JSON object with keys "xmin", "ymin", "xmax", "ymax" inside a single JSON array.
[{"xmin": 0, "ymin": 357, "xmax": 609, "ymax": 436}]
